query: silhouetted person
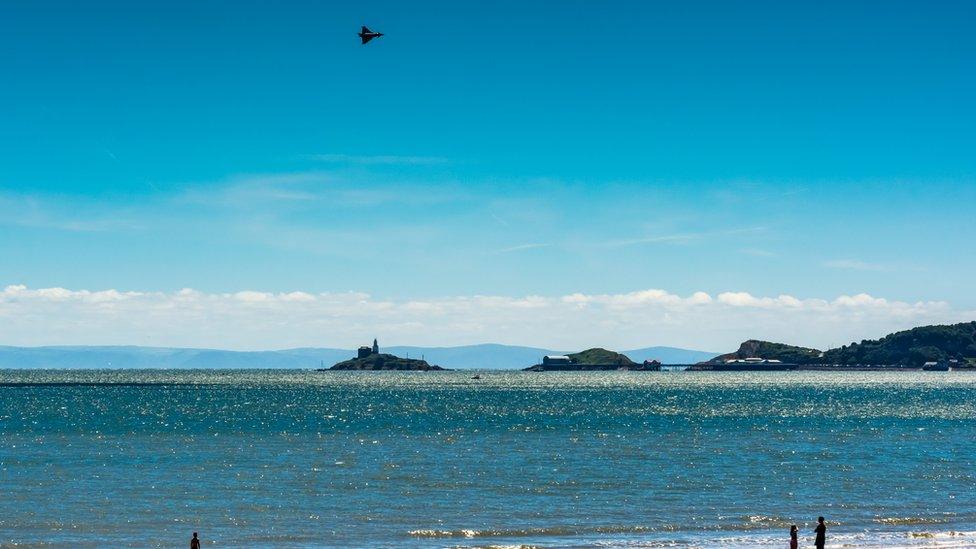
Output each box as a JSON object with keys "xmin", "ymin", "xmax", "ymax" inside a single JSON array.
[
  {"xmin": 789, "ymin": 524, "xmax": 798, "ymax": 549},
  {"xmin": 190, "ymin": 532, "xmax": 201, "ymax": 549},
  {"xmin": 814, "ymin": 516, "xmax": 826, "ymax": 549}
]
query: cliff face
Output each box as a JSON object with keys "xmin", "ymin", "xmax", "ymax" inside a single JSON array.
[
  {"xmin": 707, "ymin": 340, "xmax": 822, "ymax": 364},
  {"xmin": 330, "ymin": 353, "xmax": 446, "ymax": 371}
]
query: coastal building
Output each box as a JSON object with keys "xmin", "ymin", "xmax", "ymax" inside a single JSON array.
[
  {"xmin": 542, "ymin": 355, "xmax": 571, "ymax": 366},
  {"xmin": 358, "ymin": 338, "xmax": 380, "ymax": 359},
  {"xmin": 724, "ymin": 358, "xmax": 782, "ymax": 364}
]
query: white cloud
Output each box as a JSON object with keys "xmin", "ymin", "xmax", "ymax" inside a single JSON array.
[
  {"xmin": 1, "ymin": 284, "xmax": 143, "ymax": 302},
  {"xmin": 281, "ymin": 291, "xmax": 316, "ymax": 302},
  {"xmin": 717, "ymin": 292, "xmax": 805, "ymax": 308},
  {"xmin": 0, "ymin": 285, "xmax": 969, "ymax": 352},
  {"xmin": 233, "ymin": 291, "xmax": 275, "ymax": 303},
  {"xmin": 563, "ymin": 289, "xmax": 699, "ymax": 308}
]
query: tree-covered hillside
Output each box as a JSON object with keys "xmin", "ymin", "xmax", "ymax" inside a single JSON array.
[
  {"xmin": 821, "ymin": 321, "xmax": 976, "ymax": 366},
  {"xmin": 707, "ymin": 322, "xmax": 976, "ymax": 367}
]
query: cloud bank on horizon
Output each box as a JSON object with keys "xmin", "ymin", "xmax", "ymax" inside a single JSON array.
[{"xmin": 1, "ymin": 284, "xmax": 970, "ymax": 352}]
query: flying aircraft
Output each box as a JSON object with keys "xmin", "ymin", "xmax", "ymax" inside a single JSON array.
[{"xmin": 359, "ymin": 26, "xmax": 383, "ymax": 45}]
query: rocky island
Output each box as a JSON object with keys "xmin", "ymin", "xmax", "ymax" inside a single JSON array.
[
  {"xmin": 524, "ymin": 348, "xmax": 662, "ymax": 371},
  {"xmin": 325, "ymin": 339, "xmax": 447, "ymax": 371}
]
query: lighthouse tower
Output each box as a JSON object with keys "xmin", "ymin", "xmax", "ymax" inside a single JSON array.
[{"xmin": 372, "ymin": 338, "xmax": 379, "ymax": 354}]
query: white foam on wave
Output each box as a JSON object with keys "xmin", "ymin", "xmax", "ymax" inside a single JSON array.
[
  {"xmin": 433, "ymin": 528, "xmax": 976, "ymax": 549},
  {"xmin": 590, "ymin": 529, "xmax": 976, "ymax": 549}
]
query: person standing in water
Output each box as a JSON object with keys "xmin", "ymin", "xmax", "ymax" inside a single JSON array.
[
  {"xmin": 190, "ymin": 532, "xmax": 201, "ymax": 549},
  {"xmin": 789, "ymin": 524, "xmax": 799, "ymax": 549},
  {"xmin": 814, "ymin": 516, "xmax": 826, "ymax": 549}
]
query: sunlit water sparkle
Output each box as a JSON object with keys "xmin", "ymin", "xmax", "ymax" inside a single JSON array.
[{"xmin": 1, "ymin": 370, "xmax": 975, "ymax": 548}]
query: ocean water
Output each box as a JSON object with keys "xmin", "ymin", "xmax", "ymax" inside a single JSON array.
[{"xmin": 1, "ymin": 370, "xmax": 975, "ymax": 548}]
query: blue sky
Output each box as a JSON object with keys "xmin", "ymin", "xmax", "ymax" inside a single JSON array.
[{"xmin": 0, "ymin": 1, "xmax": 974, "ymax": 349}]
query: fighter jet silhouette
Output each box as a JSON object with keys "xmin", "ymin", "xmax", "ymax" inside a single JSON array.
[{"xmin": 359, "ymin": 26, "xmax": 383, "ymax": 45}]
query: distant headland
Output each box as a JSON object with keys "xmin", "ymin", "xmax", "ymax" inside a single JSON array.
[
  {"xmin": 325, "ymin": 339, "xmax": 447, "ymax": 371},
  {"xmin": 692, "ymin": 321, "xmax": 976, "ymax": 371},
  {"xmin": 524, "ymin": 322, "xmax": 976, "ymax": 371}
]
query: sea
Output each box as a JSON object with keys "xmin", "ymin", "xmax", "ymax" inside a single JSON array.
[{"xmin": 1, "ymin": 370, "xmax": 975, "ymax": 548}]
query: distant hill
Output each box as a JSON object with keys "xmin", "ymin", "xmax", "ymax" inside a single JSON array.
[
  {"xmin": 822, "ymin": 321, "xmax": 976, "ymax": 366},
  {"xmin": 0, "ymin": 343, "xmax": 717, "ymax": 369},
  {"xmin": 622, "ymin": 346, "xmax": 720, "ymax": 365},
  {"xmin": 704, "ymin": 321, "xmax": 976, "ymax": 367},
  {"xmin": 0, "ymin": 345, "xmax": 347, "ymax": 369},
  {"xmin": 707, "ymin": 340, "xmax": 823, "ymax": 364}
]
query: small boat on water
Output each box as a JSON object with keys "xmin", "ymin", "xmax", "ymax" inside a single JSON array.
[{"xmin": 471, "ymin": 374, "xmax": 482, "ymax": 380}]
